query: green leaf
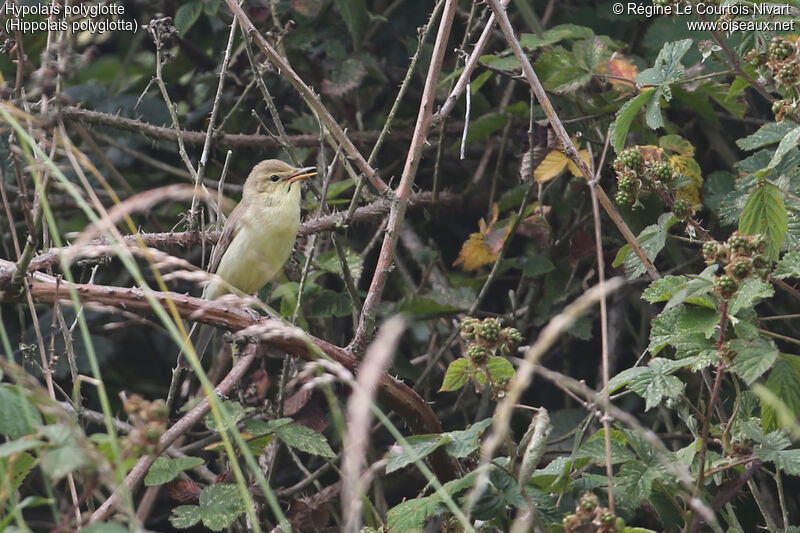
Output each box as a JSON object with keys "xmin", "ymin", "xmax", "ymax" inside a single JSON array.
[
  {"xmin": 675, "ymin": 307, "xmax": 719, "ymax": 338},
  {"xmin": 444, "ymin": 418, "xmax": 493, "ymax": 458},
  {"xmin": 704, "ymin": 171, "xmax": 736, "ymax": 212},
  {"xmin": 386, "ymin": 471, "xmax": 479, "ymax": 530},
  {"xmin": 645, "ymin": 87, "xmax": 665, "ymax": 129},
  {"xmin": 664, "ymin": 264, "xmax": 717, "ymax": 309},
  {"xmin": 729, "ymin": 337, "xmax": 779, "ymax": 385},
  {"xmin": 774, "ymin": 251, "xmax": 800, "ymax": 279},
  {"xmin": 199, "ymin": 484, "xmax": 247, "ymax": 531},
  {"xmin": 519, "ymin": 254, "xmax": 555, "ymax": 277},
  {"xmin": 170, "ymin": 505, "xmax": 202, "ymax": 529},
  {"xmin": 739, "ymin": 183, "xmax": 787, "ymax": 261},
  {"xmin": 275, "ymin": 423, "xmax": 335, "ymax": 457},
  {"xmin": 635, "ymin": 39, "xmax": 692, "ymax": 86},
  {"xmin": 486, "ymin": 356, "xmax": 515, "ymax": 384},
  {"xmin": 144, "ymin": 456, "xmax": 205, "ymax": 486},
  {"xmin": 762, "ymin": 356, "xmax": 800, "ymax": 433},
  {"xmin": 578, "ymin": 428, "xmax": 634, "ymax": 464},
  {"xmin": 0, "ymin": 385, "xmax": 42, "ymax": 439},
  {"xmin": 0, "ymin": 439, "xmax": 45, "ymax": 458},
  {"xmin": 573, "ymin": 37, "xmax": 606, "ymax": 72},
  {"xmin": 0, "ymin": 452, "xmax": 35, "ymax": 491},
  {"xmin": 660, "ymin": 134, "xmax": 695, "ymax": 156},
  {"xmin": 534, "ymin": 47, "xmax": 591, "ymax": 93},
  {"xmin": 766, "ymin": 125, "xmax": 800, "ymax": 172},
  {"xmin": 627, "ymin": 358, "xmax": 687, "ymax": 410},
  {"xmin": 643, "ymin": 276, "xmax": 690, "ymax": 303},
  {"xmin": 737, "ymin": 121, "xmax": 799, "ymax": 151},
  {"xmin": 396, "ymin": 295, "xmax": 462, "ymax": 319},
  {"xmin": 174, "ymin": 0, "xmax": 203, "ymax": 35},
  {"xmin": 332, "ymin": 0, "xmax": 368, "ymax": 47},
  {"xmin": 728, "ymin": 278, "xmax": 773, "ymax": 316},
  {"xmin": 439, "ymin": 359, "xmax": 471, "ymax": 392},
  {"xmin": 386, "ymin": 434, "xmax": 451, "ymax": 474},
  {"xmin": 39, "ymin": 424, "xmax": 90, "ymax": 480},
  {"xmin": 520, "ymin": 24, "xmax": 594, "ymax": 49},
  {"xmin": 204, "ymin": 400, "xmax": 251, "ymax": 432},
  {"xmin": 465, "ymin": 113, "xmax": 509, "ymax": 143},
  {"xmin": 316, "ymin": 247, "xmax": 363, "ymax": 282},
  {"xmin": 309, "ymin": 291, "xmax": 353, "ymax": 318},
  {"xmin": 649, "ymin": 305, "xmax": 716, "ymax": 355},
  {"xmin": 620, "ymin": 213, "xmax": 677, "ymax": 279},
  {"xmin": 611, "ymin": 90, "xmax": 655, "ymax": 151}
]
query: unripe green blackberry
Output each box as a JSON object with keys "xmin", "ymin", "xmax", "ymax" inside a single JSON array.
[
  {"xmin": 615, "ymin": 190, "xmax": 634, "ymax": 207},
  {"xmin": 770, "ymin": 37, "xmax": 794, "ymax": 60},
  {"xmin": 702, "ymin": 241, "xmax": 720, "ymax": 263},
  {"xmin": 617, "ymin": 175, "xmax": 634, "ymax": 192},
  {"xmin": 579, "ymin": 492, "xmax": 599, "ymax": 511},
  {"xmin": 652, "ymin": 162, "xmax": 674, "ymax": 182},
  {"xmin": 730, "ymin": 258, "xmax": 752, "ymax": 280},
  {"xmin": 467, "ymin": 344, "xmax": 489, "ymax": 365},
  {"xmin": 601, "ymin": 512, "xmax": 615, "ymax": 524},
  {"xmin": 773, "ymin": 100, "xmax": 785, "ymax": 115},
  {"xmin": 460, "ymin": 317, "xmax": 480, "ymax": 340},
  {"xmin": 778, "ymin": 65, "xmax": 798, "ymax": 84},
  {"xmin": 617, "ymin": 148, "xmax": 643, "ymax": 170},
  {"xmin": 478, "ymin": 317, "xmax": 501, "ymax": 343},
  {"xmin": 716, "ymin": 274, "xmax": 738, "ymax": 299},
  {"xmin": 728, "ymin": 233, "xmax": 750, "ymax": 254},
  {"xmin": 672, "ymin": 199, "xmax": 692, "ymax": 219},
  {"xmin": 503, "ymin": 327, "xmax": 523, "ymax": 346}
]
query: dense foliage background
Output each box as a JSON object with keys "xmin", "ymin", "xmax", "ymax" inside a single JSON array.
[{"xmin": 2, "ymin": 0, "xmax": 800, "ymax": 531}]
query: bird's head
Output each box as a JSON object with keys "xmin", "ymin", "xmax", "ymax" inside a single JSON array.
[{"xmin": 243, "ymin": 159, "xmax": 317, "ymax": 203}]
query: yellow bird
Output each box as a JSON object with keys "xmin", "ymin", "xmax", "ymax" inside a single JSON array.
[{"xmin": 192, "ymin": 160, "xmax": 316, "ymax": 358}]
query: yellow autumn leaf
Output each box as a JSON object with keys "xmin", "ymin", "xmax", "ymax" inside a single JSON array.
[
  {"xmin": 669, "ymin": 154, "xmax": 703, "ymax": 206},
  {"xmin": 535, "ymin": 148, "xmax": 591, "ymax": 183},
  {"xmin": 534, "ymin": 150, "xmax": 569, "ymax": 183},
  {"xmin": 454, "ymin": 205, "xmax": 511, "ymax": 271}
]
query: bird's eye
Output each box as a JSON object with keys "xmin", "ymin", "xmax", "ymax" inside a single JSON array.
[{"xmin": 270, "ymin": 174, "xmax": 280, "ymax": 183}]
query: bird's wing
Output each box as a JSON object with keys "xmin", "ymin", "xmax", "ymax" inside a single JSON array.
[{"xmin": 208, "ymin": 199, "xmax": 247, "ymax": 274}]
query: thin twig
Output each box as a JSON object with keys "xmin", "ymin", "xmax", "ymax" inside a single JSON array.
[{"xmin": 352, "ymin": 0, "xmax": 460, "ymax": 352}]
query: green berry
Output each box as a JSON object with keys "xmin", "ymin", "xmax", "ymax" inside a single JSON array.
[
  {"xmin": 778, "ymin": 65, "xmax": 798, "ymax": 84},
  {"xmin": 478, "ymin": 318, "xmax": 501, "ymax": 342},
  {"xmin": 601, "ymin": 512, "xmax": 615, "ymax": 524},
  {"xmin": 731, "ymin": 258, "xmax": 752, "ymax": 280},
  {"xmin": 672, "ymin": 199, "xmax": 692, "ymax": 219},
  {"xmin": 617, "ymin": 148, "xmax": 643, "ymax": 170},
  {"xmin": 652, "ymin": 162, "xmax": 674, "ymax": 182},
  {"xmin": 467, "ymin": 344, "xmax": 490, "ymax": 365},
  {"xmin": 702, "ymin": 241, "xmax": 719, "ymax": 262},
  {"xmin": 770, "ymin": 37, "xmax": 794, "ymax": 60},
  {"xmin": 617, "ymin": 176, "xmax": 634, "ymax": 192},
  {"xmin": 753, "ymin": 254, "xmax": 769, "ymax": 269},
  {"xmin": 579, "ymin": 492, "xmax": 599, "ymax": 511},
  {"xmin": 728, "ymin": 233, "xmax": 750, "ymax": 254},
  {"xmin": 773, "ymin": 100, "xmax": 785, "ymax": 115},
  {"xmin": 716, "ymin": 274, "xmax": 738, "ymax": 299},
  {"xmin": 615, "ymin": 190, "xmax": 634, "ymax": 207}
]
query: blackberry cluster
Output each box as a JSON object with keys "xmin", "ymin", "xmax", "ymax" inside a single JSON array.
[
  {"xmin": 672, "ymin": 198, "xmax": 693, "ymax": 220},
  {"xmin": 459, "ymin": 316, "xmax": 523, "ymax": 366},
  {"xmin": 702, "ymin": 232, "xmax": 771, "ymax": 299},
  {"xmin": 652, "ymin": 161, "xmax": 674, "ymax": 182},
  {"xmin": 770, "ymin": 37, "xmax": 795, "ymax": 61},
  {"xmin": 613, "ymin": 146, "xmax": 690, "ymax": 217},
  {"xmin": 562, "ymin": 492, "xmax": 625, "ymax": 533}
]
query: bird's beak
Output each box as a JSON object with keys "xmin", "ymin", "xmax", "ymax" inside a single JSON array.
[{"xmin": 285, "ymin": 166, "xmax": 317, "ymax": 183}]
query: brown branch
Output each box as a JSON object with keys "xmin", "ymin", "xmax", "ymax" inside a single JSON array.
[
  {"xmin": 485, "ymin": 0, "xmax": 660, "ymax": 281},
  {"xmin": 18, "ymin": 191, "xmax": 461, "ymax": 276},
  {"xmin": 352, "ymin": 0, "xmax": 460, "ymax": 352},
  {"xmin": 59, "ymin": 106, "xmax": 388, "ymax": 149},
  {"xmin": 3, "ymin": 270, "xmax": 454, "ymax": 482}
]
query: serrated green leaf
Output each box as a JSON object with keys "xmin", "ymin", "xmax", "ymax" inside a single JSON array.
[
  {"xmin": 611, "ymin": 90, "xmax": 655, "ymax": 151},
  {"xmin": 174, "ymin": 0, "xmax": 203, "ymax": 35},
  {"xmin": 386, "ymin": 434, "xmax": 451, "ymax": 474},
  {"xmin": 645, "ymin": 87, "xmax": 665, "ymax": 129},
  {"xmin": 766, "ymin": 125, "xmax": 800, "ymax": 172},
  {"xmin": 642, "ymin": 275, "xmax": 691, "ymax": 303},
  {"xmin": 577, "ymin": 428, "xmax": 634, "ymax": 464},
  {"xmin": 316, "ymin": 247, "xmax": 363, "ymax": 282},
  {"xmin": 762, "ymin": 356, "xmax": 800, "ymax": 433},
  {"xmin": 204, "ymin": 400, "xmax": 251, "ymax": 432},
  {"xmin": 664, "ymin": 264, "xmax": 717, "ymax": 309},
  {"xmin": 332, "ymin": 0, "xmax": 367, "ymax": 47},
  {"xmin": 145, "ymin": 456, "xmax": 205, "ymax": 486},
  {"xmin": 386, "ymin": 470, "xmax": 479, "ymax": 530},
  {"xmin": 275, "ymin": 423, "xmax": 335, "ymax": 457},
  {"xmin": 39, "ymin": 424, "xmax": 90, "ymax": 480},
  {"xmin": 198, "ymin": 484, "xmax": 247, "ymax": 531},
  {"xmin": 736, "ymin": 121, "xmax": 799, "ymax": 151},
  {"xmin": 704, "ymin": 171, "xmax": 736, "ymax": 212},
  {"xmin": 739, "ymin": 183, "xmax": 787, "ymax": 261},
  {"xmin": 444, "ymin": 418, "xmax": 493, "ymax": 458},
  {"xmin": 621, "ymin": 213, "xmax": 676, "ymax": 279},
  {"xmin": 0, "ymin": 385, "xmax": 42, "ymax": 439},
  {"xmin": 627, "ymin": 358, "xmax": 686, "ymax": 410},
  {"xmin": 675, "ymin": 307, "xmax": 719, "ymax": 338},
  {"xmin": 519, "ymin": 254, "xmax": 555, "ymax": 277},
  {"xmin": 439, "ymin": 358, "xmax": 471, "ymax": 391},
  {"xmin": 0, "ymin": 439, "xmax": 44, "ymax": 458},
  {"xmin": 465, "ymin": 113, "xmax": 509, "ymax": 143},
  {"xmin": 729, "ymin": 337, "xmax": 779, "ymax": 385},
  {"xmin": 0, "ymin": 451, "xmax": 35, "ymax": 491},
  {"xmin": 635, "ymin": 38, "xmax": 692, "ymax": 86},
  {"xmin": 774, "ymin": 251, "xmax": 800, "ymax": 279},
  {"xmin": 486, "ymin": 356, "xmax": 515, "ymax": 384},
  {"xmin": 728, "ymin": 278, "xmax": 773, "ymax": 316},
  {"xmin": 170, "ymin": 506, "xmax": 202, "ymax": 529}
]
